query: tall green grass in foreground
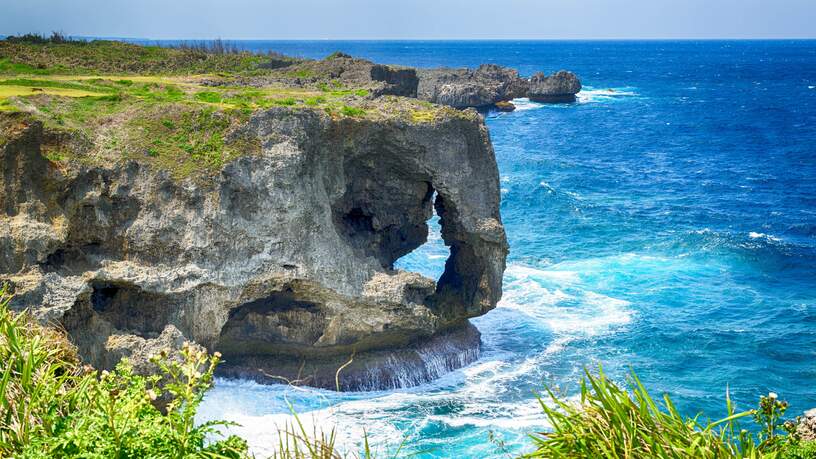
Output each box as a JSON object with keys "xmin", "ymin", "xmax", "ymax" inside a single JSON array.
[
  {"xmin": 0, "ymin": 284, "xmax": 248, "ymax": 458},
  {"xmin": 3, "ymin": 282, "xmax": 815, "ymax": 458},
  {"xmin": 527, "ymin": 368, "xmax": 814, "ymax": 458}
]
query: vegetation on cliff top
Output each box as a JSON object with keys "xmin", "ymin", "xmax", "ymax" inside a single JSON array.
[
  {"xmin": 0, "ymin": 37, "xmax": 465, "ymax": 178},
  {"xmin": 0, "ymin": 33, "xmax": 294, "ymax": 75}
]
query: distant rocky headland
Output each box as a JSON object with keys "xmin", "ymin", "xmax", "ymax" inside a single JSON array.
[{"xmin": 0, "ymin": 38, "xmax": 579, "ymax": 390}]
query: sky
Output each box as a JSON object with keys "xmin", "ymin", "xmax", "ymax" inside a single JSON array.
[{"xmin": 1, "ymin": 0, "xmax": 815, "ymax": 40}]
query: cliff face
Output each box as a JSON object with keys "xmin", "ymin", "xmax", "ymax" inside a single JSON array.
[{"xmin": 0, "ymin": 106, "xmax": 508, "ymax": 390}]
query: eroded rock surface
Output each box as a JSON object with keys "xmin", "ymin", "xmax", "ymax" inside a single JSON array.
[
  {"xmin": 529, "ymin": 70, "xmax": 582, "ymax": 102},
  {"xmin": 0, "ymin": 106, "xmax": 508, "ymax": 390},
  {"xmin": 417, "ymin": 64, "xmax": 529, "ymax": 108},
  {"xmin": 797, "ymin": 409, "xmax": 816, "ymax": 442}
]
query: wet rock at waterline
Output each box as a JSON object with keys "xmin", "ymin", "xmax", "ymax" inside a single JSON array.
[
  {"xmin": 495, "ymin": 100, "xmax": 516, "ymax": 112},
  {"xmin": 0, "ymin": 105, "xmax": 508, "ymax": 391},
  {"xmin": 220, "ymin": 322, "xmax": 481, "ymax": 391}
]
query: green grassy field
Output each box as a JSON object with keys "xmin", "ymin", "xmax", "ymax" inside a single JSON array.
[{"xmin": 0, "ymin": 38, "xmax": 459, "ymax": 178}]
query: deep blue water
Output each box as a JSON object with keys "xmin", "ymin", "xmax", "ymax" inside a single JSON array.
[{"xmin": 198, "ymin": 40, "xmax": 816, "ymax": 457}]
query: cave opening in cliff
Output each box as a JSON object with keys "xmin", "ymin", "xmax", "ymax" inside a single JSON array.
[
  {"xmin": 217, "ymin": 289, "xmax": 328, "ymax": 357},
  {"xmin": 332, "ymin": 176, "xmax": 444, "ymax": 273},
  {"xmin": 82, "ymin": 281, "xmax": 175, "ymax": 338}
]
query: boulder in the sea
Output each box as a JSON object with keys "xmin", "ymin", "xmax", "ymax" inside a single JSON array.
[
  {"xmin": 529, "ymin": 70, "xmax": 582, "ymax": 103},
  {"xmin": 494, "ymin": 100, "xmax": 516, "ymax": 112}
]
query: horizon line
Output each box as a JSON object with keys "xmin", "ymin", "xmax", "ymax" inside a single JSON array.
[{"xmin": 2, "ymin": 34, "xmax": 816, "ymax": 42}]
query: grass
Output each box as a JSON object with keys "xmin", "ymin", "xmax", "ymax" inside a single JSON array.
[
  {"xmin": 340, "ymin": 106, "xmax": 366, "ymax": 117},
  {"xmin": 0, "ymin": 40, "xmax": 292, "ymax": 76},
  {"xmin": 409, "ymin": 110, "xmax": 436, "ymax": 123},
  {"xmin": 0, "ymin": 85, "xmax": 105, "ymax": 100},
  {"xmin": 527, "ymin": 367, "xmax": 814, "ymax": 459},
  {"xmin": 0, "ymin": 73, "xmax": 412, "ymax": 177}
]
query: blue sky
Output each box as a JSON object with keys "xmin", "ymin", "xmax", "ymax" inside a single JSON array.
[{"xmin": 1, "ymin": 0, "xmax": 814, "ymax": 40}]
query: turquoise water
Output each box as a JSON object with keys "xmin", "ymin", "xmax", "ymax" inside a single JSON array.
[{"xmin": 197, "ymin": 41, "xmax": 816, "ymax": 457}]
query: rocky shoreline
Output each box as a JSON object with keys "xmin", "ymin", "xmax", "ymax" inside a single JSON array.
[{"xmin": 213, "ymin": 53, "xmax": 583, "ymax": 111}]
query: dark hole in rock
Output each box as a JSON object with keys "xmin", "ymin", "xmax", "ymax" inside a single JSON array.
[
  {"xmin": 85, "ymin": 282, "xmax": 173, "ymax": 338},
  {"xmin": 342, "ymin": 207, "xmax": 375, "ymax": 234},
  {"xmin": 332, "ymin": 179, "xmax": 436, "ymax": 270},
  {"xmin": 91, "ymin": 284, "xmax": 119, "ymax": 312},
  {"xmin": 218, "ymin": 290, "xmax": 328, "ymax": 355},
  {"xmin": 227, "ymin": 291, "xmax": 319, "ymax": 321},
  {"xmin": 41, "ymin": 243, "xmax": 102, "ymax": 273}
]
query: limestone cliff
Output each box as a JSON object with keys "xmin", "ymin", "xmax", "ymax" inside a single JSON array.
[{"xmin": 0, "ymin": 103, "xmax": 508, "ymax": 390}]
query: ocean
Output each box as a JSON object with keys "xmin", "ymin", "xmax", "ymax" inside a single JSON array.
[{"xmin": 194, "ymin": 40, "xmax": 816, "ymax": 457}]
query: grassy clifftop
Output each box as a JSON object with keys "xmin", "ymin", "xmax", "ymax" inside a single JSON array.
[
  {"xmin": 0, "ymin": 37, "xmax": 464, "ymax": 178},
  {"xmin": 0, "ymin": 37, "xmax": 294, "ymax": 75}
]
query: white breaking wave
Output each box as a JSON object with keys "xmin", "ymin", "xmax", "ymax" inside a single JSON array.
[
  {"xmin": 749, "ymin": 231, "xmax": 782, "ymax": 242},
  {"xmin": 509, "ymin": 87, "xmax": 637, "ymax": 111},
  {"xmin": 509, "ymin": 97, "xmax": 543, "ymax": 111},
  {"xmin": 498, "ymin": 263, "xmax": 633, "ymax": 337},
  {"xmin": 577, "ymin": 87, "xmax": 638, "ymax": 104}
]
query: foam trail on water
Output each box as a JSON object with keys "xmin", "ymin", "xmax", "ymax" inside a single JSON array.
[
  {"xmin": 496, "ymin": 263, "xmax": 633, "ymax": 336},
  {"xmin": 509, "ymin": 97, "xmax": 543, "ymax": 111},
  {"xmin": 577, "ymin": 87, "xmax": 638, "ymax": 103},
  {"xmin": 509, "ymin": 87, "xmax": 637, "ymax": 111}
]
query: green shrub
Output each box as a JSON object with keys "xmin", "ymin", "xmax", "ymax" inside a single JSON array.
[
  {"xmin": 0, "ymin": 287, "xmax": 93, "ymax": 455},
  {"xmin": 340, "ymin": 106, "xmax": 365, "ymax": 117},
  {"xmin": 783, "ymin": 441, "xmax": 816, "ymax": 459},
  {"xmin": 0, "ymin": 286, "xmax": 248, "ymax": 458},
  {"xmin": 304, "ymin": 96, "xmax": 326, "ymax": 106},
  {"xmin": 195, "ymin": 91, "xmax": 222, "ymax": 104}
]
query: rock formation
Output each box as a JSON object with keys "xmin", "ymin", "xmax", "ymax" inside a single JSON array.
[
  {"xmin": 529, "ymin": 70, "xmax": 583, "ymax": 102},
  {"xmin": 0, "ymin": 104, "xmax": 508, "ymax": 390},
  {"xmin": 797, "ymin": 409, "xmax": 816, "ymax": 442},
  {"xmin": 228, "ymin": 55, "xmax": 582, "ymax": 110},
  {"xmin": 494, "ymin": 101, "xmax": 516, "ymax": 112},
  {"xmin": 416, "ymin": 64, "xmax": 529, "ymax": 109},
  {"xmin": 210, "ymin": 52, "xmax": 420, "ymax": 98}
]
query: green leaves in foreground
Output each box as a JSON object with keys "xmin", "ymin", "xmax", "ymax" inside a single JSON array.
[
  {"xmin": 0, "ymin": 285, "xmax": 248, "ymax": 459},
  {"xmin": 526, "ymin": 367, "xmax": 810, "ymax": 459}
]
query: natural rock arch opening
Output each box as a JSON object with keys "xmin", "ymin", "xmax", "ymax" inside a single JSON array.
[
  {"xmin": 331, "ymin": 171, "xmax": 437, "ymax": 271},
  {"xmin": 392, "ymin": 192, "xmax": 449, "ymax": 281}
]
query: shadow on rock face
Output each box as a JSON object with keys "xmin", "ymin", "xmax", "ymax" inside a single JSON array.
[{"xmin": 0, "ymin": 106, "xmax": 508, "ymax": 391}]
